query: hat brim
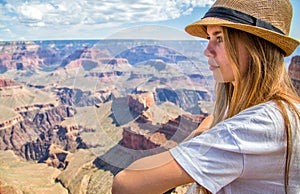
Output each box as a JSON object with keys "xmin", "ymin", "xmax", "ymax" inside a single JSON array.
[{"xmin": 185, "ymin": 17, "xmax": 300, "ymax": 56}]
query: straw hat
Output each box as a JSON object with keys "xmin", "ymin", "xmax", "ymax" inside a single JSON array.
[{"xmin": 185, "ymin": 0, "xmax": 299, "ymax": 56}]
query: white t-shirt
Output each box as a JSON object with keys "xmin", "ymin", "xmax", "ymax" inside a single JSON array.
[{"xmin": 170, "ymin": 101, "xmax": 300, "ymax": 194}]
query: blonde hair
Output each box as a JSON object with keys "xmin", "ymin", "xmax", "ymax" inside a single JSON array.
[{"xmin": 210, "ymin": 27, "xmax": 300, "ymax": 193}]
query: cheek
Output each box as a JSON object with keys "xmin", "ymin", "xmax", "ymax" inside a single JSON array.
[
  {"xmin": 213, "ymin": 44, "xmax": 235, "ymax": 82},
  {"xmin": 238, "ymin": 43, "xmax": 250, "ymax": 76},
  {"xmin": 213, "ymin": 60, "xmax": 235, "ymax": 83},
  {"xmin": 219, "ymin": 52, "xmax": 235, "ymax": 82}
]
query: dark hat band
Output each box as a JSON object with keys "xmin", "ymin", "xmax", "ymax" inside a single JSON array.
[{"xmin": 203, "ymin": 7, "xmax": 285, "ymax": 35}]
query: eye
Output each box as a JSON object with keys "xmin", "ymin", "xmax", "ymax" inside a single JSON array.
[{"xmin": 216, "ymin": 36, "xmax": 223, "ymax": 43}]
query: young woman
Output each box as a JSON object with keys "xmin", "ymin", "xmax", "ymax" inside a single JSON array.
[{"xmin": 112, "ymin": 0, "xmax": 300, "ymax": 193}]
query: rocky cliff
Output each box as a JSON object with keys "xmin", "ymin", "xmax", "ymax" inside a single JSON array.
[
  {"xmin": 123, "ymin": 92, "xmax": 207, "ymax": 148},
  {"xmin": 95, "ymin": 93, "xmax": 207, "ymax": 170},
  {"xmin": 0, "ymin": 40, "xmax": 216, "ymax": 194},
  {"xmin": 0, "ymin": 41, "xmax": 42, "ymax": 72},
  {"xmin": 288, "ymin": 56, "xmax": 300, "ymax": 96},
  {"xmin": 0, "ymin": 104, "xmax": 75, "ymax": 160},
  {"xmin": 0, "ymin": 76, "xmax": 76, "ymax": 162},
  {"xmin": 56, "ymin": 87, "xmax": 107, "ymax": 107},
  {"xmin": 122, "ymin": 113, "xmax": 205, "ymax": 150},
  {"xmin": 0, "ymin": 76, "xmax": 21, "ymax": 88}
]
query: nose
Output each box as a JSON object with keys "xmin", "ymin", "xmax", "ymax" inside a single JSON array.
[{"xmin": 204, "ymin": 41, "xmax": 215, "ymax": 58}]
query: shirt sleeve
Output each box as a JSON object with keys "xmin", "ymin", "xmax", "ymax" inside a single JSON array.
[{"xmin": 170, "ymin": 123, "xmax": 244, "ymax": 194}]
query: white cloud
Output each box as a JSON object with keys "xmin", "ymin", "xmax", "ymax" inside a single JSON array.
[
  {"xmin": 1, "ymin": 0, "xmax": 215, "ymax": 27},
  {"xmin": 0, "ymin": 0, "xmax": 215, "ymax": 40},
  {"xmin": 17, "ymin": 3, "xmax": 44, "ymax": 21},
  {"xmin": 2, "ymin": 28, "xmax": 11, "ymax": 33}
]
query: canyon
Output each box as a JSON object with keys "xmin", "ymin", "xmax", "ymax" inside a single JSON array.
[{"xmin": 0, "ymin": 40, "xmax": 299, "ymax": 194}]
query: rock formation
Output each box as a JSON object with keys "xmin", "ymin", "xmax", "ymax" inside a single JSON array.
[
  {"xmin": 0, "ymin": 76, "xmax": 77, "ymax": 162},
  {"xmin": 0, "ymin": 42, "xmax": 42, "ymax": 72},
  {"xmin": 0, "ymin": 39, "xmax": 217, "ymax": 194},
  {"xmin": 116, "ymin": 45, "xmax": 189, "ymax": 65},
  {"xmin": 56, "ymin": 87, "xmax": 106, "ymax": 107},
  {"xmin": 44, "ymin": 144, "xmax": 70, "ymax": 169},
  {"xmin": 122, "ymin": 113, "xmax": 206, "ymax": 150},
  {"xmin": 0, "ymin": 104, "xmax": 75, "ymax": 159},
  {"xmin": 288, "ymin": 56, "xmax": 300, "ymax": 96},
  {"xmin": 0, "ymin": 76, "xmax": 21, "ymax": 88}
]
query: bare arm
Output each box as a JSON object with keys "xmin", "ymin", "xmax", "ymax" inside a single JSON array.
[
  {"xmin": 111, "ymin": 115, "xmax": 214, "ymax": 194},
  {"xmin": 190, "ymin": 114, "xmax": 214, "ymax": 137},
  {"xmin": 111, "ymin": 151, "xmax": 194, "ymax": 194},
  {"xmin": 112, "ymin": 115, "xmax": 213, "ymax": 194}
]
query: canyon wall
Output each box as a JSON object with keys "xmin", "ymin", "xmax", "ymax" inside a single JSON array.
[{"xmin": 288, "ymin": 56, "xmax": 300, "ymax": 96}]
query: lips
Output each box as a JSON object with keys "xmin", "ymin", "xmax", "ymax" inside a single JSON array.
[
  {"xmin": 208, "ymin": 58, "xmax": 220, "ymax": 71},
  {"xmin": 209, "ymin": 65, "xmax": 220, "ymax": 71}
]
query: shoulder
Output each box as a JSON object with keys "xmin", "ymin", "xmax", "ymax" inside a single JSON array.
[
  {"xmin": 214, "ymin": 102, "xmax": 288, "ymax": 154},
  {"xmin": 186, "ymin": 102, "xmax": 283, "ymax": 150},
  {"xmin": 223, "ymin": 101, "xmax": 284, "ymax": 130},
  {"xmin": 226, "ymin": 101, "xmax": 300, "ymax": 129}
]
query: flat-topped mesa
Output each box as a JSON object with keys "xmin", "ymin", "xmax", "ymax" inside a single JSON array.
[
  {"xmin": 14, "ymin": 102, "xmax": 59, "ymax": 113},
  {"xmin": 288, "ymin": 56, "xmax": 300, "ymax": 95},
  {"xmin": 0, "ymin": 114, "xmax": 23, "ymax": 129},
  {"xmin": 121, "ymin": 113, "xmax": 206, "ymax": 150},
  {"xmin": 0, "ymin": 76, "xmax": 22, "ymax": 90},
  {"xmin": 0, "ymin": 76, "xmax": 60, "ymax": 112}
]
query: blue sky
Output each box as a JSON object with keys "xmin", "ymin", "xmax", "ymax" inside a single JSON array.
[{"xmin": 0, "ymin": 0, "xmax": 299, "ymax": 42}]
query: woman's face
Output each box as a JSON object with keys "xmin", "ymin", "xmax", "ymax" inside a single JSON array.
[{"xmin": 204, "ymin": 26, "xmax": 249, "ymax": 83}]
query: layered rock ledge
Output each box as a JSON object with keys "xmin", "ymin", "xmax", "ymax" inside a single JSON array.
[{"xmin": 288, "ymin": 56, "xmax": 300, "ymax": 95}]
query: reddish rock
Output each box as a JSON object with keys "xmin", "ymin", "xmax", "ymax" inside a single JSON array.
[
  {"xmin": 129, "ymin": 92, "xmax": 155, "ymax": 113},
  {"xmin": 0, "ymin": 105, "xmax": 75, "ymax": 160},
  {"xmin": 80, "ymin": 47, "xmax": 111, "ymax": 59},
  {"xmin": 288, "ymin": 56, "xmax": 300, "ymax": 95},
  {"xmin": 288, "ymin": 56, "xmax": 300, "ymax": 80},
  {"xmin": 0, "ymin": 76, "xmax": 22, "ymax": 90},
  {"xmin": 122, "ymin": 126, "xmax": 161, "ymax": 150},
  {"xmin": 121, "ymin": 113, "xmax": 206, "ymax": 150},
  {"xmin": 0, "ymin": 42, "xmax": 41, "ymax": 71}
]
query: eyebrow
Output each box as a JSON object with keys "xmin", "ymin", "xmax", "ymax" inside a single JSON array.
[
  {"xmin": 207, "ymin": 30, "xmax": 222, "ymax": 38},
  {"xmin": 212, "ymin": 31, "xmax": 222, "ymax": 36}
]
